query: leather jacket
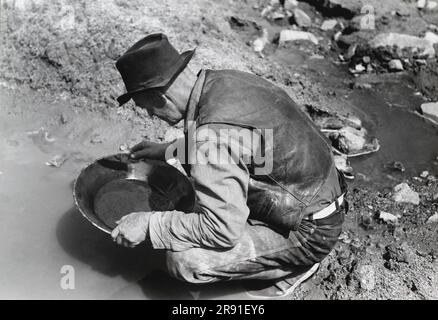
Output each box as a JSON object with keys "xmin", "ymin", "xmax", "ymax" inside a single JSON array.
[{"xmin": 185, "ymin": 69, "xmax": 337, "ymax": 232}]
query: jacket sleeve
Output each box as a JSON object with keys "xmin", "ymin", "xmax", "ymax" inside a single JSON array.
[{"xmin": 147, "ymin": 125, "xmax": 251, "ymax": 251}]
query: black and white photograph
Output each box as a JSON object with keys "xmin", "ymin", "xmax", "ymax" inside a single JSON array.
[{"xmin": 0, "ymin": 0, "xmax": 437, "ymax": 302}]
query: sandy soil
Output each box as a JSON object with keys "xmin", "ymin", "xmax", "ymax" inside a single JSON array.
[{"xmin": 0, "ymin": 0, "xmax": 437, "ymax": 299}]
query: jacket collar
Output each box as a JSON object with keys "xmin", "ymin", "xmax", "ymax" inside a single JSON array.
[{"xmin": 184, "ymin": 69, "xmax": 206, "ymax": 134}]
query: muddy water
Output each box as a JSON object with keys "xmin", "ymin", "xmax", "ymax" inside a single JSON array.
[
  {"xmin": 0, "ymin": 88, "xmax": 252, "ymax": 300},
  {"xmin": 0, "ymin": 115, "xmax": 155, "ymax": 299},
  {"xmin": 271, "ymin": 48, "xmax": 438, "ymax": 188},
  {"xmin": 348, "ymin": 82, "xmax": 438, "ymax": 187}
]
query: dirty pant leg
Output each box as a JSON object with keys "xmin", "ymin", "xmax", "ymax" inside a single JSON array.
[{"xmin": 164, "ymin": 214, "xmax": 343, "ymax": 284}]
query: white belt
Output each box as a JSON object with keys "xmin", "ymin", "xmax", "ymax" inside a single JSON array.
[{"xmin": 310, "ymin": 194, "xmax": 344, "ymax": 220}]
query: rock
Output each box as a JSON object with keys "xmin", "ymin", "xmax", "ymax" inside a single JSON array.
[
  {"xmin": 424, "ymin": 31, "xmax": 438, "ymax": 44},
  {"xmin": 119, "ymin": 144, "xmax": 129, "ymax": 152},
  {"xmin": 420, "ymin": 102, "xmax": 438, "ymax": 122},
  {"xmin": 350, "ymin": 64, "xmax": 365, "ymax": 74},
  {"xmin": 361, "ymin": 213, "xmax": 374, "ymax": 229},
  {"xmin": 292, "ymin": 8, "xmax": 312, "ymax": 28},
  {"xmin": 392, "ymin": 183, "xmax": 420, "ymax": 205},
  {"xmin": 384, "ymin": 244, "xmax": 410, "ymax": 264},
  {"xmin": 358, "ymin": 265, "xmax": 375, "ymax": 291},
  {"xmin": 279, "ymin": 30, "xmax": 318, "ymax": 45},
  {"xmin": 45, "ymin": 154, "xmax": 68, "ymax": 168},
  {"xmin": 379, "ymin": 210, "xmax": 399, "ymax": 223},
  {"xmin": 420, "ymin": 170, "xmax": 429, "ymax": 178},
  {"xmin": 320, "ymin": 19, "xmax": 338, "ymax": 31},
  {"xmin": 369, "ymin": 33, "xmax": 438, "ymax": 58},
  {"xmin": 417, "ymin": 0, "xmax": 427, "ymax": 9},
  {"xmin": 388, "ymin": 59, "xmax": 403, "ymax": 71},
  {"xmin": 334, "ymin": 31, "xmax": 342, "ymax": 42},
  {"xmin": 386, "ymin": 161, "xmax": 405, "ymax": 172},
  {"xmin": 253, "ymin": 28, "xmax": 269, "ymax": 56},
  {"xmin": 427, "ymin": 212, "xmax": 438, "ymax": 223},
  {"xmin": 427, "ymin": 1, "xmax": 438, "ymax": 9},
  {"xmin": 337, "ymin": 126, "xmax": 367, "ymax": 153},
  {"xmin": 283, "ymin": 0, "xmax": 298, "ymax": 11},
  {"xmin": 90, "ymin": 135, "xmax": 103, "ymax": 144}
]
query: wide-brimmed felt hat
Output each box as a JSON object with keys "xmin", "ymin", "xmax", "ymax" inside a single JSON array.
[{"xmin": 116, "ymin": 33, "xmax": 195, "ymax": 106}]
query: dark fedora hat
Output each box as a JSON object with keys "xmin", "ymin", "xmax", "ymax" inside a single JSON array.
[{"xmin": 116, "ymin": 33, "xmax": 195, "ymax": 106}]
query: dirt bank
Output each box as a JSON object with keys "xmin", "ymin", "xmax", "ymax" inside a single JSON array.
[{"xmin": 1, "ymin": 0, "xmax": 437, "ymax": 299}]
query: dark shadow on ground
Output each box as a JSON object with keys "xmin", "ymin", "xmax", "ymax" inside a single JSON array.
[{"xmin": 56, "ymin": 206, "xmax": 249, "ymax": 299}]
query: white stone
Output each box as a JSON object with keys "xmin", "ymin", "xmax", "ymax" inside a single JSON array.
[
  {"xmin": 427, "ymin": 212, "xmax": 438, "ymax": 223},
  {"xmin": 379, "ymin": 211, "xmax": 399, "ymax": 223},
  {"xmin": 358, "ymin": 265, "xmax": 375, "ymax": 291},
  {"xmin": 370, "ymin": 33, "xmax": 437, "ymax": 58},
  {"xmin": 354, "ymin": 64, "xmax": 366, "ymax": 73},
  {"xmin": 420, "ymin": 171, "xmax": 429, "ymax": 178},
  {"xmin": 279, "ymin": 30, "xmax": 318, "ymax": 45},
  {"xmin": 427, "ymin": 1, "xmax": 438, "ymax": 10},
  {"xmin": 388, "ymin": 59, "xmax": 403, "ymax": 71},
  {"xmin": 337, "ymin": 126, "xmax": 367, "ymax": 152},
  {"xmin": 320, "ymin": 19, "xmax": 338, "ymax": 31},
  {"xmin": 293, "ymin": 8, "xmax": 312, "ymax": 27},
  {"xmin": 424, "ymin": 31, "xmax": 438, "ymax": 44},
  {"xmin": 392, "ymin": 183, "xmax": 420, "ymax": 205},
  {"xmin": 417, "ymin": 0, "xmax": 427, "ymax": 9},
  {"xmin": 420, "ymin": 102, "xmax": 438, "ymax": 122},
  {"xmin": 283, "ymin": 0, "xmax": 298, "ymax": 11},
  {"xmin": 334, "ymin": 31, "xmax": 342, "ymax": 42}
]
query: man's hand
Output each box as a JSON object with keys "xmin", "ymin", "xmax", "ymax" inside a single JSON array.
[
  {"xmin": 129, "ymin": 140, "xmax": 172, "ymax": 161},
  {"xmin": 111, "ymin": 211, "xmax": 153, "ymax": 248}
]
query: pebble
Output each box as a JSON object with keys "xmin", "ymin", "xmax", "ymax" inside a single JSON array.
[
  {"xmin": 253, "ymin": 29, "xmax": 269, "ymax": 56},
  {"xmin": 427, "ymin": 1, "xmax": 438, "ymax": 9},
  {"xmin": 426, "ymin": 212, "xmax": 438, "ymax": 223},
  {"xmin": 379, "ymin": 210, "xmax": 399, "ymax": 223},
  {"xmin": 392, "ymin": 183, "xmax": 420, "ymax": 205},
  {"xmin": 388, "ymin": 59, "xmax": 403, "ymax": 71},
  {"xmin": 293, "ymin": 8, "xmax": 312, "ymax": 28},
  {"xmin": 119, "ymin": 144, "xmax": 129, "ymax": 152},
  {"xmin": 417, "ymin": 0, "xmax": 427, "ymax": 9},
  {"xmin": 320, "ymin": 19, "xmax": 337, "ymax": 31},
  {"xmin": 420, "ymin": 171, "xmax": 429, "ymax": 178},
  {"xmin": 283, "ymin": 0, "xmax": 298, "ymax": 11},
  {"xmin": 45, "ymin": 154, "xmax": 68, "ymax": 168},
  {"xmin": 358, "ymin": 265, "xmax": 375, "ymax": 291},
  {"xmin": 420, "ymin": 102, "xmax": 438, "ymax": 123},
  {"xmin": 279, "ymin": 30, "xmax": 318, "ymax": 45}
]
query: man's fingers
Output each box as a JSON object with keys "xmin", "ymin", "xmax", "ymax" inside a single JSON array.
[
  {"xmin": 111, "ymin": 227, "xmax": 120, "ymax": 239},
  {"xmin": 130, "ymin": 149, "xmax": 150, "ymax": 159},
  {"xmin": 130, "ymin": 141, "xmax": 148, "ymax": 154},
  {"xmin": 116, "ymin": 235, "xmax": 124, "ymax": 245}
]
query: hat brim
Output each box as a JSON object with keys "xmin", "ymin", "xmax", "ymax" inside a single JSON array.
[{"xmin": 117, "ymin": 49, "xmax": 195, "ymax": 106}]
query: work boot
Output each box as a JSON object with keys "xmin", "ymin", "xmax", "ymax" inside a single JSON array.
[{"xmin": 245, "ymin": 263, "xmax": 320, "ymax": 299}]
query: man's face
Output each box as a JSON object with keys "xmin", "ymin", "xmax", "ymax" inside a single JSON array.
[{"xmin": 131, "ymin": 89, "xmax": 182, "ymax": 125}]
